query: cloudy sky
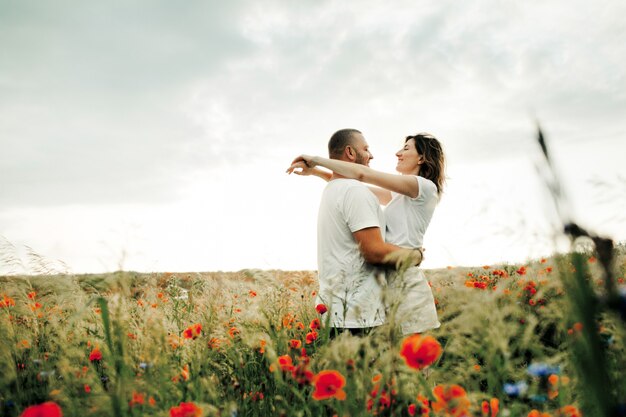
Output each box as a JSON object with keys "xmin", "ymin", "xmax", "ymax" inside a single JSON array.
[{"xmin": 1, "ymin": 0, "xmax": 625, "ymax": 274}]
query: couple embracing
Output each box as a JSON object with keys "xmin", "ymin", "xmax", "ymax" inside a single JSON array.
[{"xmin": 287, "ymin": 128, "xmax": 445, "ymax": 337}]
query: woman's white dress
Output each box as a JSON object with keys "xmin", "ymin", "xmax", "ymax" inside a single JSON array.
[{"xmin": 384, "ymin": 175, "xmax": 440, "ymax": 335}]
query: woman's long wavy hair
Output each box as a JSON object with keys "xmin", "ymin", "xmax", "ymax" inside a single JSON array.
[{"xmin": 407, "ymin": 133, "xmax": 446, "ymax": 196}]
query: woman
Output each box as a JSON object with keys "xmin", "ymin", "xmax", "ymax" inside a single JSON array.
[{"xmin": 287, "ymin": 133, "xmax": 445, "ymax": 335}]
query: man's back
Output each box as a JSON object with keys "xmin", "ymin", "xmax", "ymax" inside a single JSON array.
[{"xmin": 317, "ymin": 178, "xmax": 386, "ymax": 329}]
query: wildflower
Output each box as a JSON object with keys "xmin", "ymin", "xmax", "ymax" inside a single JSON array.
[
  {"xmin": 20, "ymin": 402, "xmax": 63, "ymax": 417},
  {"xmin": 399, "ymin": 334, "xmax": 442, "ymax": 370},
  {"xmin": 182, "ymin": 323, "xmax": 202, "ymax": 339},
  {"xmin": 249, "ymin": 290, "xmax": 257, "ymax": 297},
  {"xmin": 408, "ymin": 403, "xmax": 417, "ymax": 416},
  {"xmin": 277, "ymin": 355, "xmax": 294, "ymax": 372},
  {"xmin": 490, "ymin": 398, "xmax": 499, "ymax": 417},
  {"xmin": 169, "ymin": 402, "xmax": 201, "ymax": 417},
  {"xmin": 527, "ymin": 363, "xmax": 560, "ymax": 378},
  {"xmin": 28, "ymin": 292, "xmax": 37, "ymax": 299},
  {"xmin": 207, "ymin": 337, "xmax": 221, "ymax": 349},
  {"xmin": 89, "ymin": 347, "xmax": 102, "ymax": 362},
  {"xmin": 432, "ymin": 384, "xmax": 471, "ymax": 416},
  {"xmin": 84, "ymin": 384, "xmax": 91, "ymax": 393},
  {"xmin": 289, "ymin": 339, "xmax": 302, "ymax": 349},
  {"xmin": 19, "ymin": 340, "xmax": 30, "ymax": 349},
  {"xmin": 309, "ymin": 318, "xmax": 321, "ymax": 330},
  {"xmin": 305, "ymin": 331, "xmax": 318, "ymax": 344},
  {"xmin": 312, "ymin": 370, "xmax": 347, "ymax": 401},
  {"xmin": 282, "ymin": 313, "xmax": 295, "ymax": 329},
  {"xmin": 248, "ymin": 391, "xmax": 264, "ymax": 401},
  {"xmin": 258, "ymin": 339, "xmax": 266, "ymax": 354},
  {"xmin": 292, "ymin": 364, "xmax": 314, "ymax": 386},
  {"xmin": 367, "ymin": 379, "xmax": 396, "ymax": 414},
  {"xmin": 129, "ymin": 391, "xmax": 145, "ymax": 407},
  {"xmin": 229, "ymin": 327, "xmax": 240, "ymax": 338},
  {"xmin": 559, "ymin": 405, "xmax": 582, "ymax": 417},
  {"xmin": 181, "ymin": 364, "xmax": 190, "ymax": 381},
  {"xmin": 517, "ymin": 266, "xmax": 527, "ymax": 275},
  {"xmin": 416, "ymin": 394, "xmax": 431, "ymax": 416},
  {"xmin": 503, "ymin": 381, "xmax": 528, "ymax": 397},
  {"xmin": 528, "ymin": 410, "xmax": 552, "ymax": 417},
  {"xmin": 482, "ymin": 401, "xmax": 490, "ymax": 416},
  {"xmin": 1, "ymin": 295, "xmax": 16, "ymax": 308},
  {"xmin": 315, "ymin": 304, "xmax": 328, "ymax": 314},
  {"xmin": 367, "ymin": 387, "xmax": 393, "ymax": 413},
  {"xmin": 548, "ymin": 374, "xmax": 559, "ymax": 386}
]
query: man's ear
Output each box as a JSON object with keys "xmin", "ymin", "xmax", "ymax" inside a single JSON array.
[{"xmin": 345, "ymin": 146, "xmax": 355, "ymax": 160}]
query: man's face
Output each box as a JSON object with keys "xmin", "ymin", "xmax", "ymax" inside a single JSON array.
[{"xmin": 350, "ymin": 133, "xmax": 374, "ymax": 166}]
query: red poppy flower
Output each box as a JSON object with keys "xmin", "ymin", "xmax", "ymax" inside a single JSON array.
[
  {"xmin": 169, "ymin": 402, "xmax": 201, "ymax": 417},
  {"xmin": 20, "ymin": 401, "xmax": 63, "ymax": 417},
  {"xmin": 183, "ymin": 323, "xmax": 202, "ymax": 339},
  {"xmin": 277, "ymin": 355, "xmax": 294, "ymax": 372},
  {"xmin": 432, "ymin": 384, "xmax": 471, "ymax": 415},
  {"xmin": 0, "ymin": 295, "xmax": 15, "ymax": 308},
  {"xmin": 129, "ymin": 391, "xmax": 145, "ymax": 407},
  {"xmin": 305, "ymin": 331, "xmax": 318, "ymax": 344},
  {"xmin": 315, "ymin": 304, "xmax": 328, "ymax": 314},
  {"xmin": 312, "ymin": 370, "xmax": 347, "ymax": 401},
  {"xmin": 309, "ymin": 318, "xmax": 321, "ymax": 330},
  {"xmin": 289, "ymin": 339, "xmax": 302, "ymax": 349},
  {"xmin": 399, "ymin": 335, "xmax": 442, "ymax": 370},
  {"xmin": 89, "ymin": 347, "xmax": 102, "ymax": 362}
]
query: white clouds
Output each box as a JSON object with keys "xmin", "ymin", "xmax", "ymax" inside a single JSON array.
[{"xmin": 1, "ymin": 1, "xmax": 625, "ymax": 272}]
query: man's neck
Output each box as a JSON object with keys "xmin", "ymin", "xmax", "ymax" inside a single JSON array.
[{"xmin": 330, "ymin": 172, "xmax": 349, "ymax": 180}]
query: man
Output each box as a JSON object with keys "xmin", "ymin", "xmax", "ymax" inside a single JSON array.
[{"xmin": 289, "ymin": 129, "xmax": 423, "ymax": 334}]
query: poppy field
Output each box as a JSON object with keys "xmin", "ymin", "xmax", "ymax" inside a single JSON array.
[{"xmin": 1, "ymin": 244, "xmax": 625, "ymax": 417}]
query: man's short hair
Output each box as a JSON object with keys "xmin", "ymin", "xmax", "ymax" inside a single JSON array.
[{"xmin": 328, "ymin": 129, "xmax": 362, "ymax": 159}]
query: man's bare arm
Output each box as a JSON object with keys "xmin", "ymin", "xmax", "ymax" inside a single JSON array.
[{"xmin": 353, "ymin": 227, "xmax": 422, "ymax": 268}]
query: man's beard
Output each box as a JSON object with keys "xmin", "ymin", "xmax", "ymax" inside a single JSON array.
[{"xmin": 354, "ymin": 153, "xmax": 368, "ymax": 166}]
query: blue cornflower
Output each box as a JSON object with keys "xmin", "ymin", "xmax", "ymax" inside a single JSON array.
[
  {"xmin": 503, "ymin": 381, "xmax": 528, "ymax": 397},
  {"xmin": 527, "ymin": 363, "xmax": 560, "ymax": 377}
]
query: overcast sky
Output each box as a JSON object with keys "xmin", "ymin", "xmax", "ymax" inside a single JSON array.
[{"xmin": 1, "ymin": 0, "xmax": 625, "ymax": 274}]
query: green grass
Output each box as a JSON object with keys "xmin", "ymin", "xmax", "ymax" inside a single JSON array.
[{"xmin": 1, "ymin": 249, "xmax": 624, "ymax": 417}]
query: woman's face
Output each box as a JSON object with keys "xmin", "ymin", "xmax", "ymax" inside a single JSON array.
[{"xmin": 395, "ymin": 138, "xmax": 422, "ymax": 175}]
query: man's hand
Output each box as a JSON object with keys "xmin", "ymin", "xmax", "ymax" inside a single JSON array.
[{"xmin": 383, "ymin": 248, "xmax": 424, "ymax": 269}]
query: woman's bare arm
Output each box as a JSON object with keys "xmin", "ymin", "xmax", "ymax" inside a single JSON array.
[{"xmin": 292, "ymin": 155, "xmax": 418, "ymax": 199}]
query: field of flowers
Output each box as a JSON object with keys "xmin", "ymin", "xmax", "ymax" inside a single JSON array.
[{"xmin": 1, "ymin": 245, "xmax": 625, "ymax": 417}]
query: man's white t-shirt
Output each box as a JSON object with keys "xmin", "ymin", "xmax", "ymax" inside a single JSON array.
[
  {"xmin": 384, "ymin": 175, "xmax": 438, "ymax": 248},
  {"xmin": 317, "ymin": 179, "xmax": 387, "ymax": 328}
]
